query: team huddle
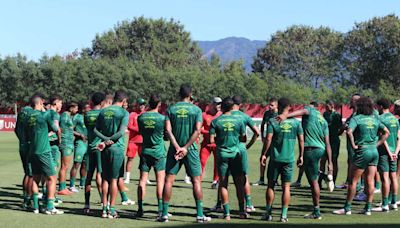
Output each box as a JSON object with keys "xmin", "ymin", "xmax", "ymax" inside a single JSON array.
[{"xmin": 13, "ymin": 84, "xmax": 400, "ymax": 223}]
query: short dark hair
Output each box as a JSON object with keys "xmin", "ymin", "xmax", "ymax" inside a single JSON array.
[
  {"xmin": 269, "ymin": 97, "xmax": 277, "ymax": 103},
  {"xmin": 352, "ymin": 93, "xmax": 361, "ymax": 98},
  {"xmin": 232, "ymin": 95, "xmax": 242, "ymax": 105},
  {"xmin": 377, "ymin": 98, "xmax": 391, "ymax": 109},
  {"xmin": 49, "ymin": 95, "xmax": 62, "ymax": 105},
  {"xmin": 356, "ymin": 96, "xmax": 374, "ymax": 115},
  {"xmin": 221, "ymin": 97, "xmax": 234, "ymax": 113},
  {"xmin": 114, "ymin": 90, "xmax": 128, "ymax": 102},
  {"xmin": 91, "ymin": 92, "xmax": 106, "ymax": 106},
  {"xmin": 149, "ymin": 94, "xmax": 161, "ymax": 109},
  {"xmin": 179, "ymin": 84, "xmax": 192, "ymax": 99},
  {"xmin": 310, "ymin": 101, "xmax": 318, "ymax": 107},
  {"xmin": 325, "ymin": 100, "xmax": 335, "ymax": 106},
  {"xmin": 29, "ymin": 93, "xmax": 45, "ymax": 107},
  {"xmin": 278, "ymin": 97, "xmax": 291, "ymax": 114},
  {"xmin": 67, "ymin": 101, "xmax": 78, "ymax": 111}
]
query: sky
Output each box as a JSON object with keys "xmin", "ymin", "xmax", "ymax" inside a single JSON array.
[{"xmin": 1, "ymin": 0, "xmax": 400, "ymax": 60}]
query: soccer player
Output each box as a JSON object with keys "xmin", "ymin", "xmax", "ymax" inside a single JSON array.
[
  {"xmin": 58, "ymin": 102, "xmax": 79, "ymax": 195},
  {"xmin": 372, "ymin": 98, "xmax": 399, "ymax": 212},
  {"xmin": 69, "ymin": 103, "xmax": 88, "ymax": 192},
  {"xmin": 230, "ymin": 95, "xmax": 260, "ymax": 212},
  {"xmin": 260, "ymin": 97, "xmax": 304, "ymax": 222},
  {"xmin": 254, "ymin": 97, "xmax": 278, "ymax": 186},
  {"xmin": 333, "ymin": 97, "xmax": 389, "ymax": 215},
  {"xmin": 200, "ymin": 97, "xmax": 222, "ymax": 188},
  {"xmin": 124, "ymin": 98, "xmax": 146, "ymax": 184},
  {"xmin": 136, "ymin": 94, "xmax": 166, "ymax": 218},
  {"xmin": 277, "ymin": 101, "xmax": 334, "ymax": 219},
  {"xmin": 26, "ymin": 93, "xmax": 63, "ymax": 214},
  {"xmin": 209, "ymin": 97, "xmax": 247, "ymax": 220},
  {"xmin": 320, "ymin": 100, "xmax": 342, "ymax": 186},
  {"xmin": 83, "ymin": 92, "xmax": 107, "ymax": 213},
  {"xmin": 160, "ymin": 84, "xmax": 211, "ymax": 223},
  {"xmin": 95, "ymin": 90, "xmax": 130, "ymax": 219},
  {"xmin": 15, "ymin": 104, "xmax": 33, "ymax": 208},
  {"xmin": 47, "ymin": 96, "xmax": 63, "ymax": 170}
]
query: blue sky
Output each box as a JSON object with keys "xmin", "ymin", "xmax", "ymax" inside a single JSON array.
[{"xmin": 1, "ymin": 0, "xmax": 399, "ymax": 59}]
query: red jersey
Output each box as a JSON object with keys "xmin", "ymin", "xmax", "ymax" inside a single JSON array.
[
  {"xmin": 128, "ymin": 111, "xmax": 144, "ymax": 143},
  {"xmin": 201, "ymin": 111, "xmax": 222, "ymax": 145}
]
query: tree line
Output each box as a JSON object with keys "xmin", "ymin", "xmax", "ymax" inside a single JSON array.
[{"xmin": 1, "ymin": 15, "xmax": 399, "ymax": 107}]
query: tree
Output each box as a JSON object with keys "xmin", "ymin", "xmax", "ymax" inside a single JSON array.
[
  {"xmin": 252, "ymin": 25, "xmax": 344, "ymax": 88},
  {"xmin": 342, "ymin": 14, "xmax": 400, "ymax": 89}
]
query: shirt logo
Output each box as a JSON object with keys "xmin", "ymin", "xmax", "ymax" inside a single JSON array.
[
  {"xmin": 144, "ymin": 120, "xmax": 156, "ymax": 129},
  {"xmin": 28, "ymin": 116, "xmax": 37, "ymax": 126},
  {"xmin": 281, "ymin": 122, "xmax": 292, "ymax": 132},
  {"xmin": 365, "ymin": 118, "xmax": 374, "ymax": 129},
  {"xmin": 223, "ymin": 122, "xmax": 235, "ymax": 131},
  {"xmin": 389, "ymin": 118, "xmax": 398, "ymax": 127},
  {"xmin": 104, "ymin": 111, "xmax": 114, "ymax": 119},
  {"xmin": 176, "ymin": 108, "xmax": 189, "ymax": 118}
]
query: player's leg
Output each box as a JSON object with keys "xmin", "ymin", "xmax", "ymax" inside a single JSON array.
[
  {"xmin": 32, "ymin": 175, "xmax": 41, "ymax": 213},
  {"xmin": 186, "ymin": 150, "xmax": 211, "ymax": 223},
  {"xmin": 124, "ymin": 142, "xmax": 136, "ymax": 184},
  {"xmin": 291, "ymin": 166, "xmax": 304, "ymax": 187},
  {"xmin": 240, "ymin": 149, "xmax": 254, "ymax": 212},
  {"xmin": 211, "ymin": 147, "xmax": 219, "ymax": 184},
  {"xmin": 232, "ymin": 154, "xmax": 247, "ymax": 219},
  {"xmin": 264, "ymin": 160, "xmax": 277, "ymax": 221},
  {"xmin": 155, "ymin": 158, "xmax": 166, "ymax": 217},
  {"xmin": 304, "ymin": 148, "xmax": 324, "ymax": 219},
  {"xmin": 389, "ymin": 167, "xmax": 398, "ymax": 210},
  {"xmin": 69, "ymin": 161, "xmax": 80, "ymax": 192},
  {"xmin": 199, "ymin": 145, "xmax": 211, "ymax": 180},
  {"xmin": 280, "ymin": 162, "xmax": 293, "ymax": 222},
  {"xmin": 58, "ymin": 147, "xmax": 73, "ymax": 195},
  {"xmin": 136, "ymin": 155, "xmax": 150, "ymax": 216}
]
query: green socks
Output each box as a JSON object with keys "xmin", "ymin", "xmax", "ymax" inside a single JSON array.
[
  {"xmin": 110, "ymin": 206, "xmax": 116, "ymax": 215},
  {"xmin": 120, "ymin": 191, "xmax": 128, "ymax": 202},
  {"xmin": 281, "ymin": 207, "xmax": 288, "ymax": 218},
  {"xmin": 245, "ymin": 195, "xmax": 252, "ymax": 207},
  {"xmin": 59, "ymin": 182, "xmax": 66, "ymax": 190},
  {"xmin": 223, "ymin": 203, "xmax": 230, "ymax": 216},
  {"xmin": 162, "ymin": 202, "xmax": 169, "ymax": 216},
  {"xmin": 138, "ymin": 200, "xmax": 144, "ymax": 211},
  {"xmin": 79, "ymin": 177, "xmax": 86, "ymax": 187},
  {"xmin": 313, "ymin": 206, "xmax": 321, "ymax": 216},
  {"xmin": 266, "ymin": 204, "xmax": 272, "ymax": 215},
  {"xmin": 47, "ymin": 198, "xmax": 55, "ymax": 210},
  {"xmin": 365, "ymin": 202, "xmax": 372, "ymax": 211},
  {"xmin": 33, "ymin": 193, "xmax": 39, "ymax": 210},
  {"xmin": 344, "ymin": 201, "xmax": 352, "ymax": 212},
  {"xmin": 157, "ymin": 199, "xmax": 163, "ymax": 213},
  {"xmin": 383, "ymin": 197, "xmax": 389, "ymax": 207},
  {"xmin": 70, "ymin": 178, "xmax": 76, "ymax": 188},
  {"xmin": 393, "ymin": 195, "xmax": 398, "ymax": 205},
  {"xmin": 196, "ymin": 200, "xmax": 204, "ymax": 217},
  {"xmin": 375, "ymin": 181, "xmax": 381, "ymax": 190}
]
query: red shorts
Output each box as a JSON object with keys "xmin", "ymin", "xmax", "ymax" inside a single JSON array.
[{"xmin": 126, "ymin": 142, "xmax": 142, "ymax": 158}]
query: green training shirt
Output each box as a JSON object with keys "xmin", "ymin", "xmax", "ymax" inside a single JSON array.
[
  {"xmin": 209, "ymin": 114, "xmax": 246, "ymax": 158},
  {"xmin": 95, "ymin": 105, "xmax": 129, "ymax": 148},
  {"xmin": 323, "ymin": 110, "xmax": 342, "ymax": 142},
  {"xmin": 165, "ymin": 101, "xmax": 202, "ymax": 151},
  {"xmin": 84, "ymin": 109, "xmax": 102, "ymax": 144},
  {"xmin": 302, "ymin": 106, "xmax": 328, "ymax": 149},
  {"xmin": 267, "ymin": 118, "xmax": 303, "ymax": 163},
  {"xmin": 138, "ymin": 112, "xmax": 166, "ymax": 158},
  {"xmin": 348, "ymin": 114, "xmax": 385, "ymax": 146},
  {"xmin": 379, "ymin": 112, "xmax": 399, "ymax": 153},
  {"xmin": 15, "ymin": 106, "xmax": 33, "ymax": 144},
  {"xmin": 60, "ymin": 112, "xmax": 75, "ymax": 147},
  {"xmin": 231, "ymin": 110, "xmax": 255, "ymax": 150},
  {"xmin": 46, "ymin": 109, "xmax": 60, "ymax": 142},
  {"xmin": 27, "ymin": 110, "xmax": 57, "ymax": 155},
  {"xmin": 73, "ymin": 113, "xmax": 87, "ymax": 137}
]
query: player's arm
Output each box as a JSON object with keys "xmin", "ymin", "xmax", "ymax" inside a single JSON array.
[
  {"xmin": 127, "ymin": 113, "xmax": 135, "ymax": 131},
  {"xmin": 165, "ymin": 120, "xmax": 180, "ymax": 150},
  {"xmin": 246, "ymin": 124, "xmax": 260, "ymax": 149},
  {"xmin": 296, "ymin": 123, "xmax": 304, "ymax": 167},
  {"xmin": 200, "ymin": 113, "xmax": 208, "ymax": 135},
  {"xmin": 393, "ymin": 130, "xmax": 400, "ymax": 160},
  {"xmin": 260, "ymin": 133, "xmax": 273, "ymax": 166},
  {"xmin": 182, "ymin": 121, "xmax": 202, "ymax": 151},
  {"xmin": 377, "ymin": 124, "xmax": 389, "ymax": 147},
  {"xmin": 209, "ymin": 122, "xmax": 216, "ymax": 145},
  {"xmin": 260, "ymin": 118, "xmax": 266, "ymax": 141},
  {"xmin": 109, "ymin": 112, "xmax": 129, "ymax": 141},
  {"xmin": 324, "ymin": 135, "xmax": 333, "ymax": 174},
  {"xmin": 276, "ymin": 108, "xmax": 309, "ymax": 122},
  {"xmin": 336, "ymin": 113, "xmax": 344, "ymax": 135},
  {"xmin": 94, "ymin": 114, "xmax": 110, "ymax": 141}
]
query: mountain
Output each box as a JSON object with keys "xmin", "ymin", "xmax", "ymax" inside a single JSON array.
[{"xmin": 197, "ymin": 37, "xmax": 265, "ymax": 72}]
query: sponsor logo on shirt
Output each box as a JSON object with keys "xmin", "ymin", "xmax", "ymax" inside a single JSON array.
[
  {"xmin": 365, "ymin": 118, "xmax": 375, "ymax": 129},
  {"xmin": 223, "ymin": 122, "xmax": 235, "ymax": 131},
  {"xmin": 176, "ymin": 109, "xmax": 189, "ymax": 118},
  {"xmin": 104, "ymin": 110, "xmax": 114, "ymax": 119},
  {"xmin": 281, "ymin": 122, "xmax": 292, "ymax": 132},
  {"xmin": 144, "ymin": 120, "xmax": 156, "ymax": 129}
]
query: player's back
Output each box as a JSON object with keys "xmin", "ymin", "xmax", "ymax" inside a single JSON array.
[
  {"xmin": 27, "ymin": 110, "xmax": 52, "ymax": 154},
  {"xmin": 138, "ymin": 112, "xmax": 165, "ymax": 156},
  {"xmin": 84, "ymin": 109, "xmax": 102, "ymax": 143},
  {"xmin": 15, "ymin": 106, "xmax": 33, "ymax": 143},
  {"xmin": 96, "ymin": 105, "xmax": 129, "ymax": 147},
  {"xmin": 379, "ymin": 112, "xmax": 399, "ymax": 152},
  {"xmin": 166, "ymin": 101, "xmax": 202, "ymax": 149},
  {"xmin": 73, "ymin": 113, "xmax": 87, "ymax": 136},
  {"xmin": 302, "ymin": 106, "xmax": 326, "ymax": 149}
]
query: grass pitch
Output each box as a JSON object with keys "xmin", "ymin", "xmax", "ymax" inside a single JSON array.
[{"xmin": 1, "ymin": 132, "xmax": 400, "ymax": 227}]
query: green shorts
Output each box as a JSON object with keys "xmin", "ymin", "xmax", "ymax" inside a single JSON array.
[
  {"xmin": 74, "ymin": 140, "xmax": 88, "ymax": 163},
  {"xmin": 101, "ymin": 146, "xmax": 125, "ymax": 180},
  {"xmin": 139, "ymin": 154, "xmax": 166, "ymax": 172},
  {"xmin": 85, "ymin": 149, "xmax": 102, "ymax": 174},
  {"xmin": 267, "ymin": 160, "xmax": 293, "ymax": 184},
  {"xmin": 31, "ymin": 151, "xmax": 57, "ymax": 177},
  {"xmin": 330, "ymin": 139, "xmax": 340, "ymax": 160},
  {"xmin": 378, "ymin": 154, "xmax": 397, "ymax": 173},
  {"xmin": 217, "ymin": 152, "xmax": 244, "ymax": 177},
  {"xmin": 239, "ymin": 144, "xmax": 249, "ymax": 175},
  {"xmin": 304, "ymin": 147, "xmax": 325, "ymax": 182},
  {"xmin": 50, "ymin": 145, "xmax": 60, "ymax": 168},
  {"xmin": 19, "ymin": 145, "xmax": 32, "ymax": 176},
  {"xmin": 60, "ymin": 145, "xmax": 74, "ymax": 157},
  {"xmin": 352, "ymin": 146, "xmax": 379, "ymax": 170},
  {"xmin": 165, "ymin": 147, "xmax": 201, "ymax": 177}
]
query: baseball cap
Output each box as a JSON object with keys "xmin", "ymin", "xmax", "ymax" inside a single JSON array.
[
  {"xmin": 137, "ymin": 98, "xmax": 146, "ymax": 105},
  {"xmin": 394, "ymin": 100, "xmax": 400, "ymax": 106},
  {"xmin": 212, "ymin": 97, "xmax": 222, "ymax": 104}
]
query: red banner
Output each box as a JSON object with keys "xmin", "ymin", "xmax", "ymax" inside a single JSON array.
[{"xmin": 0, "ymin": 116, "xmax": 16, "ymax": 132}]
